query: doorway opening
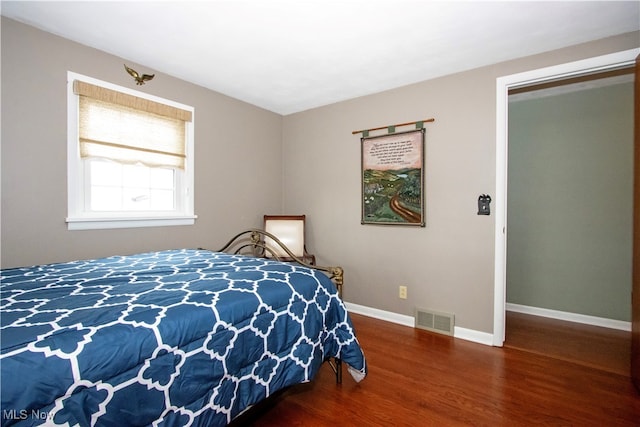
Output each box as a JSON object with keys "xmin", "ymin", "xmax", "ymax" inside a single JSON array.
[
  {"xmin": 493, "ymin": 48, "xmax": 640, "ymax": 349},
  {"xmin": 504, "ymin": 67, "xmax": 634, "ymax": 375}
]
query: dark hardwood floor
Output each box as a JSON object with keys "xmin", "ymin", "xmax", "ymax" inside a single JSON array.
[
  {"xmin": 504, "ymin": 310, "xmax": 631, "ymax": 376},
  {"xmin": 240, "ymin": 313, "xmax": 640, "ymax": 426}
]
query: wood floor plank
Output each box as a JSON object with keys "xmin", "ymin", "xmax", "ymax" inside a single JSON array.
[{"xmin": 241, "ymin": 313, "xmax": 640, "ymax": 426}]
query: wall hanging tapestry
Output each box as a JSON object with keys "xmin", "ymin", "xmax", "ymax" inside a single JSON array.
[{"xmin": 361, "ymin": 128, "xmax": 425, "ymax": 226}]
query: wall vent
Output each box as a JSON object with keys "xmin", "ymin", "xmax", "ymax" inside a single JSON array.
[{"xmin": 415, "ymin": 308, "xmax": 455, "ymax": 336}]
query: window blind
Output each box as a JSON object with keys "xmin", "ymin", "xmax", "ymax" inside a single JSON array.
[{"xmin": 74, "ymin": 80, "xmax": 192, "ymax": 169}]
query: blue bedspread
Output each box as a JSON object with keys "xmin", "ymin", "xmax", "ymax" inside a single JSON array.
[{"xmin": 0, "ymin": 249, "xmax": 366, "ymax": 426}]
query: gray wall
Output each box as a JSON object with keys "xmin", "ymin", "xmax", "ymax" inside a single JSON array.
[
  {"xmin": 507, "ymin": 82, "xmax": 633, "ymax": 321},
  {"xmin": 2, "ymin": 15, "xmax": 638, "ymax": 335},
  {"xmin": 281, "ymin": 33, "xmax": 639, "ymax": 334},
  {"xmin": 1, "ymin": 17, "xmax": 284, "ymax": 268}
]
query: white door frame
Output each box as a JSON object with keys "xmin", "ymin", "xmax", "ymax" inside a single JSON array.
[{"xmin": 493, "ymin": 48, "xmax": 640, "ymax": 347}]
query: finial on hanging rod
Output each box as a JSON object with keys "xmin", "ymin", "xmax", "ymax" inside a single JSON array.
[{"xmin": 352, "ymin": 118, "xmax": 435, "ymax": 135}]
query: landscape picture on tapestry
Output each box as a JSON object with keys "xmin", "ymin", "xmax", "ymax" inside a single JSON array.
[{"xmin": 361, "ymin": 128, "xmax": 425, "ymax": 226}]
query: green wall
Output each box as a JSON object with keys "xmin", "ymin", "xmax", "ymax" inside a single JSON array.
[{"xmin": 507, "ymin": 81, "xmax": 633, "ymax": 321}]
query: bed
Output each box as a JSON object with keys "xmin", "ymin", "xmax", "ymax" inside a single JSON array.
[{"xmin": 0, "ymin": 230, "xmax": 367, "ymax": 426}]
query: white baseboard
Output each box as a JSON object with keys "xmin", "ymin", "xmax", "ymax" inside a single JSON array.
[
  {"xmin": 345, "ymin": 302, "xmax": 414, "ymax": 327},
  {"xmin": 506, "ymin": 303, "xmax": 631, "ymax": 332},
  {"xmin": 345, "ymin": 302, "xmax": 494, "ymax": 346},
  {"xmin": 453, "ymin": 327, "xmax": 494, "ymax": 346}
]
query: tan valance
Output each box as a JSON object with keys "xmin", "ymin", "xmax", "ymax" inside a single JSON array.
[{"xmin": 74, "ymin": 80, "xmax": 192, "ymax": 122}]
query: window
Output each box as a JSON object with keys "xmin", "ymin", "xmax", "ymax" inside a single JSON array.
[{"xmin": 67, "ymin": 72, "xmax": 196, "ymax": 230}]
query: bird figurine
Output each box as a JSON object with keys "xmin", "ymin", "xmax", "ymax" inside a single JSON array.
[{"xmin": 124, "ymin": 64, "xmax": 154, "ymax": 85}]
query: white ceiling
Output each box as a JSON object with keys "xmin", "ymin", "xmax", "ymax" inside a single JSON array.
[{"xmin": 2, "ymin": 1, "xmax": 639, "ymax": 115}]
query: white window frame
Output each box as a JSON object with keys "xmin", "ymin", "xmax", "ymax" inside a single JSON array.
[{"xmin": 66, "ymin": 71, "xmax": 196, "ymax": 230}]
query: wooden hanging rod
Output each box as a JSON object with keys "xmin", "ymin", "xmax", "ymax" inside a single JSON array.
[{"xmin": 352, "ymin": 118, "xmax": 435, "ymax": 135}]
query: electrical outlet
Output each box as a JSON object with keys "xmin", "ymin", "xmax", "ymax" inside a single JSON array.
[{"xmin": 399, "ymin": 285, "xmax": 407, "ymax": 299}]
